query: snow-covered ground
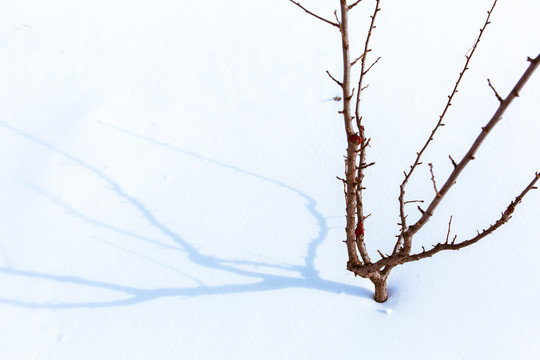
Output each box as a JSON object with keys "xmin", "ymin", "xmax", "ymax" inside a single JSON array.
[{"xmin": 1, "ymin": 0, "xmax": 539, "ymax": 358}]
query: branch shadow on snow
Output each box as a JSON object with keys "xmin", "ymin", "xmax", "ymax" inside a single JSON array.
[{"xmin": 0, "ymin": 121, "xmax": 372, "ymax": 308}]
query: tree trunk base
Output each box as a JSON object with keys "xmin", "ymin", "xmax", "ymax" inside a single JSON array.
[{"xmin": 372, "ymin": 279, "xmax": 388, "ymax": 303}]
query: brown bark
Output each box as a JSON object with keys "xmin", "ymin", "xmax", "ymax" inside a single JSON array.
[
  {"xmin": 290, "ymin": 0, "xmax": 538, "ymax": 303},
  {"xmin": 371, "ymin": 277, "xmax": 388, "ymax": 303},
  {"xmin": 339, "ymin": 0, "xmax": 362, "ymax": 266}
]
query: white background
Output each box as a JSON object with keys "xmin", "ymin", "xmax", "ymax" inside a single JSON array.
[{"xmin": 1, "ymin": 0, "xmax": 539, "ymax": 358}]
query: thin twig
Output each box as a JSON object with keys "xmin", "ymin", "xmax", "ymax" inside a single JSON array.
[
  {"xmin": 288, "ymin": 0, "xmax": 340, "ymax": 28},
  {"xmin": 449, "ymin": 155, "xmax": 457, "ymax": 167},
  {"xmin": 445, "ymin": 216, "xmax": 453, "ymax": 244},
  {"xmin": 404, "ymin": 200, "xmax": 424, "ymax": 204},
  {"xmin": 428, "ymin": 163, "xmax": 441, "ymax": 197},
  {"xmin": 326, "ymin": 70, "xmax": 343, "ymax": 87},
  {"xmin": 405, "ymin": 52, "xmax": 540, "ymax": 241},
  {"xmin": 351, "ymin": 50, "xmax": 370, "ymax": 67},
  {"xmin": 398, "ymin": 0, "xmax": 497, "ymax": 252},
  {"xmin": 354, "ymin": 0, "xmax": 382, "ymax": 126},
  {"xmin": 404, "ymin": 171, "xmax": 539, "ymax": 262},
  {"xmin": 363, "ymin": 56, "xmax": 381, "ymax": 75},
  {"xmin": 361, "ymin": 161, "xmax": 376, "ymax": 169},
  {"xmin": 348, "ymin": 172, "xmax": 539, "ymax": 278},
  {"xmin": 487, "ymin": 78, "xmax": 503, "ymax": 102},
  {"xmin": 348, "ymin": 0, "xmax": 363, "ymax": 10},
  {"xmin": 334, "ymin": 10, "xmax": 341, "ymax": 28}
]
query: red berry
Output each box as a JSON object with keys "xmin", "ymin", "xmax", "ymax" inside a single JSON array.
[
  {"xmin": 349, "ymin": 133, "xmax": 362, "ymax": 144},
  {"xmin": 355, "ymin": 222, "xmax": 364, "ymax": 238}
]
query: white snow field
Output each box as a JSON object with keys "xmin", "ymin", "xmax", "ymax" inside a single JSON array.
[{"xmin": 1, "ymin": 0, "xmax": 539, "ymax": 359}]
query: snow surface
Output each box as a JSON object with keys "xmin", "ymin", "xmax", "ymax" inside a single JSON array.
[{"xmin": 1, "ymin": 0, "xmax": 539, "ymax": 359}]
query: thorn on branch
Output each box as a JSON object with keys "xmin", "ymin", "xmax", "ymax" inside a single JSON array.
[
  {"xmin": 487, "ymin": 78, "xmax": 503, "ymax": 102},
  {"xmin": 417, "ymin": 206, "xmax": 425, "ymax": 215}
]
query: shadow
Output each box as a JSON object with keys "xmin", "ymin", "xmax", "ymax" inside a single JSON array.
[{"xmin": 0, "ymin": 120, "xmax": 372, "ymax": 308}]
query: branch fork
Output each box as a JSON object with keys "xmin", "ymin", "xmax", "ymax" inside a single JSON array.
[{"xmin": 289, "ymin": 0, "xmax": 539, "ymax": 303}]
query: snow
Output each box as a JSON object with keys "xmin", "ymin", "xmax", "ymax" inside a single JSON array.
[{"xmin": 1, "ymin": 0, "xmax": 539, "ymax": 358}]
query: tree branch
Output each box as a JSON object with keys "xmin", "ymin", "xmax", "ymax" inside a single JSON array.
[
  {"xmin": 445, "ymin": 216, "xmax": 454, "ymax": 244},
  {"xmin": 354, "ymin": 0, "xmax": 381, "ymax": 126},
  {"xmin": 351, "ymin": 53, "xmax": 539, "ymax": 282},
  {"xmin": 337, "ymin": 0, "xmax": 365, "ymax": 267},
  {"xmin": 487, "ymin": 78, "xmax": 503, "ymax": 102},
  {"xmin": 405, "ymin": 52, "xmax": 540, "ymax": 240},
  {"xmin": 288, "ymin": 0, "xmax": 340, "ymax": 28},
  {"xmin": 428, "ymin": 163, "xmax": 441, "ymax": 197},
  {"xmin": 351, "ymin": 50, "xmax": 370, "ymax": 67},
  {"xmin": 363, "ymin": 56, "xmax": 381, "ymax": 75},
  {"xmin": 449, "ymin": 155, "xmax": 457, "ymax": 167},
  {"xmin": 348, "ymin": 172, "xmax": 539, "ymax": 278},
  {"xmin": 398, "ymin": 0, "xmax": 498, "ymax": 251},
  {"xmin": 403, "ymin": 172, "xmax": 539, "ymax": 262},
  {"xmin": 348, "ymin": 0, "xmax": 363, "ymax": 10},
  {"xmin": 353, "ymin": 0, "xmax": 381, "ymax": 267},
  {"xmin": 326, "ymin": 70, "xmax": 343, "ymax": 87}
]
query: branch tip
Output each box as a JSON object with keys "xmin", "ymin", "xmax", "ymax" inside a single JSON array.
[
  {"xmin": 348, "ymin": 0, "xmax": 363, "ymax": 10},
  {"xmin": 487, "ymin": 78, "xmax": 503, "ymax": 102},
  {"xmin": 326, "ymin": 70, "xmax": 343, "ymax": 87},
  {"xmin": 288, "ymin": 0, "xmax": 340, "ymax": 28}
]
